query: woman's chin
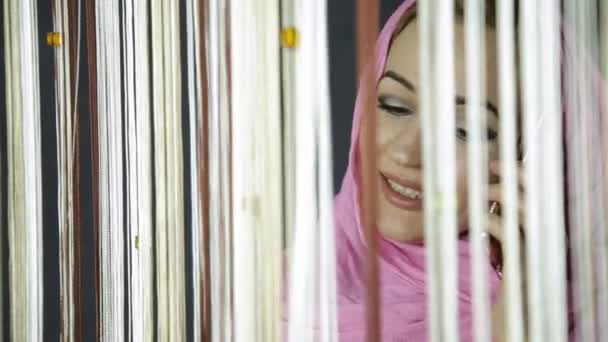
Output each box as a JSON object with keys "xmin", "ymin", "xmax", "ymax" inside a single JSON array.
[{"xmin": 377, "ymin": 217, "xmax": 425, "ymax": 242}]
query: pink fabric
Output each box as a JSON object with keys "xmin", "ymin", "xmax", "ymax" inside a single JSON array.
[{"xmin": 332, "ymin": 1, "xmax": 500, "ymax": 341}]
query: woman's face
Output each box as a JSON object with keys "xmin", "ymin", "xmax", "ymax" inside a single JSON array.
[{"xmin": 363, "ymin": 18, "xmax": 501, "ymax": 241}]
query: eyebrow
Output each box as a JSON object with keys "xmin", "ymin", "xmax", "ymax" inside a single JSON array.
[
  {"xmin": 382, "ymin": 70, "xmax": 416, "ymax": 91},
  {"xmin": 381, "ymin": 70, "xmax": 499, "ymax": 117}
]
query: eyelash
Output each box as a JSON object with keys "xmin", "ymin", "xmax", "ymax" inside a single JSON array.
[
  {"xmin": 377, "ymin": 95, "xmax": 413, "ymax": 116},
  {"xmin": 377, "ymin": 95, "xmax": 498, "ymax": 142},
  {"xmin": 456, "ymin": 128, "xmax": 498, "ymax": 142}
]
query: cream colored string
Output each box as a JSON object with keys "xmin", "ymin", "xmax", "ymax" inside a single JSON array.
[
  {"xmin": 419, "ymin": 1, "xmax": 459, "ymax": 341},
  {"xmin": 149, "ymin": 0, "xmax": 166, "ymax": 338},
  {"xmin": 496, "ymin": 0, "xmax": 525, "ymax": 340},
  {"xmin": 151, "ymin": 0, "xmax": 186, "ymax": 339},
  {"xmin": 464, "ymin": 1, "xmax": 492, "ymax": 341},
  {"xmin": 5, "ymin": 0, "xmax": 44, "ymax": 340},
  {"xmin": 169, "ymin": 1, "xmax": 186, "ymax": 338}
]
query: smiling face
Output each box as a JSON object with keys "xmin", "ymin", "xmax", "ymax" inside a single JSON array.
[{"xmin": 362, "ymin": 16, "xmax": 501, "ymax": 241}]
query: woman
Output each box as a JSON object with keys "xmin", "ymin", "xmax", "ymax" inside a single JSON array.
[{"xmin": 332, "ymin": 0, "xmax": 537, "ymax": 340}]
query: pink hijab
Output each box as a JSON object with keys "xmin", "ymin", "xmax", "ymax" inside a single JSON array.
[{"xmin": 333, "ymin": 1, "xmax": 500, "ymax": 340}]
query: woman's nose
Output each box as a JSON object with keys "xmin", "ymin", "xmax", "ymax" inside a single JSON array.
[{"xmin": 388, "ymin": 124, "xmax": 422, "ymax": 167}]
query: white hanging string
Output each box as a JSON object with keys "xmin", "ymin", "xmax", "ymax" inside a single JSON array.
[
  {"xmin": 287, "ymin": 0, "xmax": 337, "ymax": 341},
  {"xmin": 149, "ymin": 0, "xmax": 168, "ymax": 339},
  {"xmin": 218, "ymin": 1, "xmax": 233, "ymax": 337},
  {"xmin": 52, "ymin": 0, "xmax": 74, "ymax": 339},
  {"xmin": 287, "ymin": 0, "xmax": 318, "ymax": 333},
  {"xmin": 96, "ymin": 0, "xmax": 125, "ymax": 340},
  {"xmin": 207, "ymin": 0, "xmax": 221, "ymax": 339},
  {"xmin": 231, "ymin": 1, "xmax": 285, "ymax": 341},
  {"xmin": 315, "ymin": 0, "xmax": 338, "ymax": 340},
  {"xmin": 280, "ymin": 0, "xmax": 297, "ymax": 251},
  {"xmin": 537, "ymin": 0, "xmax": 569, "ymax": 340},
  {"xmin": 207, "ymin": 0, "xmax": 234, "ymax": 340},
  {"xmin": 133, "ymin": 0, "xmax": 154, "ymax": 339},
  {"xmin": 576, "ymin": 1, "xmax": 608, "ymax": 340},
  {"xmin": 521, "ymin": 1, "xmax": 569, "ymax": 340},
  {"xmin": 464, "ymin": 1, "xmax": 492, "ymax": 341},
  {"xmin": 596, "ymin": 2, "xmax": 608, "ymax": 336},
  {"xmin": 95, "ymin": 0, "xmax": 110, "ymax": 337},
  {"xmin": 229, "ymin": 0, "xmax": 255, "ymax": 336},
  {"xmin": 496, "ymin": 0, "xmax": 525, "ymax": 340},
  {"xmin": 5, "ymin": 0, "xmax": 44, "ymax": 339},
  {"xmin": 604, "ymin": 2, "xmax": 608, "ymax": 77},
  {"xmin": 120, "ymin": 0, "xmax": 145, "ymax": 341},
  {"xmin": 185, "ymin": 0, "xmax": 203, "ymax": 340},
  {"xmin": 520, "ymin": 1, "xmax": 547, "ymax": 340},
  {"xmin": 5, "ymin": 0, "xmax": 44, "ymax": 340},
  {"xmin": 418, "ymin": 2, "xmax": 441, "ymax": 340},
  {"xmin": 419, "ymin": 1, "xmax": 459, "ymax": 341},
  {"xmin": 563, "ymin": 1, "xmax": 598, "ymax": 341},
  {"xmin": 168, "ymin": 1, "xmax": 186, "ymax": 338}
]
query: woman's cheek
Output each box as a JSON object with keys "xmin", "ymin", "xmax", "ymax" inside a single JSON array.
[{"xmin": 375, "ymin": 114, "xmax": 400, "ymax": 154}]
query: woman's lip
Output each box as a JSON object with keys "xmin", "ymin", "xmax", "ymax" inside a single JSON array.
[{"xmin": 380, "ymin": 172, "xmax": 423, "ymax": 211}]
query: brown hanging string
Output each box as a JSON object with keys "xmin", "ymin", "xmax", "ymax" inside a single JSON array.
[
  {"xmin": 84, "ymin": 0, "xmax": 100, "ymax": 339},
  {"xmin": 198, "ymin": 0, "xmax": 211, "ymax": 340},
  {"xmin": 68, "ymin": 0, "xmax": 83, "ymax": 340},
  {"xmin": 356, "ymin": 0, "xmax": 380, "ymax": 341}
]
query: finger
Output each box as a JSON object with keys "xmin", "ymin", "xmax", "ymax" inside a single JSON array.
[
  {"xmin": 486, "ymin": 213, "xmax": 503, "ymax": 244},
  {"xmin": 485, "ymin": 213, "xmax": 526, "ymax": 244},
  {"xmin": 489, "ymin": 160, "xmax": 526, "ymax": 192},
  {"xmin": 487, "ymin": 184, "xmax": 527, "ymax": 233}
]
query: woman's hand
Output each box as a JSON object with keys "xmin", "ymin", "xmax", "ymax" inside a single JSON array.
[{"xmin": 486, "ymin": 160, "xmax": 528, "ymax": 342}]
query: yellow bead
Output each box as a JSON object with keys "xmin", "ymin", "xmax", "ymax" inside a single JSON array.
[
  {"xmin": 46, "ymin": 32, "xmax": 62, "ymax": 47},
  {"xmin": 281, "ymin": 27, "xmax": 298, "ymax": 48}
]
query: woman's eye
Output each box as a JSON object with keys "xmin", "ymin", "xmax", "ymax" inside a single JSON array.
[
  {"xmin": 486, "ymin": 129, "xmax": 498, "ymax": 140},
  {"xmin": 456, "ymin": 128, "xmax": 468, "ymax": 141},
  {"xmin": 377, "ymin": 95, "xmax": 413, "ymax": 116},
  {"xmin": 455, "ymin": 128, "xmax": 498, "ymax": 142}
]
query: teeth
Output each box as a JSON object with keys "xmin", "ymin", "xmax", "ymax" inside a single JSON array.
[{"xmin": 386, "ymin": 179, "xmax": 422, "ymax": 199}]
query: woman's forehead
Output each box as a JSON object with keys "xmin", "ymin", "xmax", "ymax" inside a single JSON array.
[{"xmin": 383, "ymin": 17, "xmax": 500, "ymax": 102}]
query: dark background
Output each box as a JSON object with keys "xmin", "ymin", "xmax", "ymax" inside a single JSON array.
[
  {"xmin": 0, "ymin": 0, "xmax": 404, "ymax": 340},
  {"xmin": 329, "ymin": 0, "xmax": 403, "ymax": 192}
]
